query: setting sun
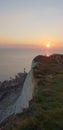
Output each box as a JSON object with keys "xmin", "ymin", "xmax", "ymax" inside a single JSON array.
[{"xmin": 46, "ymin": 43, "xmax": 50, "ymax": 48}]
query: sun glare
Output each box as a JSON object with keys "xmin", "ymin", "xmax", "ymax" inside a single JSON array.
[
  {"xmin": 46, "ymin": 53, "xmax": 49, "ymax": 57},
  {"xmin": 46, "ymin": 43, "xmax": 50, "ymax": 48}
]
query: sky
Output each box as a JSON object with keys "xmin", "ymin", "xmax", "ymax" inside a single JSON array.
[{"xmin": 0, "ymin": 0, "xmax": 63, "ymax": 50}]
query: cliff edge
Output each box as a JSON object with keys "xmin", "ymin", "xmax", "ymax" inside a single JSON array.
[{"xmin": 1, "ymin": 54, "xmax": 63, "ymax": 130}]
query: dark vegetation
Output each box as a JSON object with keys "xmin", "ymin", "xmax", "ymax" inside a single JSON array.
[
  {"xmin": 0, "ymin": 73, "xmax": 27, "ymax": 102},
  {"xmin": 1, "ymin": 54, "xmax": 63, "ymax": 130}
]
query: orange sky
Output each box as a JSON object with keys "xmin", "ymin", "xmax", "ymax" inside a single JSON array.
[
  {"xmin": 0, "ymin": 0, "xmax": 63, "ymax": 51},
  {"xmin": 0, "ymin": 37, "xmax": 63, "ymax": 50},
  {"xmin": 0, "ymin": 35, "xmax": 63, "ymax": 49}
]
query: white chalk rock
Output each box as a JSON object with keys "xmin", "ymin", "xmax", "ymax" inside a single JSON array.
[{"xmin": 0, "ymin": 61, "xmax": 35, "ymax": 123}]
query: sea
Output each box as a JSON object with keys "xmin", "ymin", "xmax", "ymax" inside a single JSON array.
[{"xmin": 0, "ymin": 48, "xmax": 45, "ymax": 81}]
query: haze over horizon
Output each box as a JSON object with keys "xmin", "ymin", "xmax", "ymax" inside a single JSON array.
[{"xmin": 0, "ymin": 0, "xmax": 63, "ymax": 53}]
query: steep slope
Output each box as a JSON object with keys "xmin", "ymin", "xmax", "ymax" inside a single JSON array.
[
  {"xmin": 1, "ymin": 54, "xmax": 63, "ymax": 130},
  {"xmin": 0, "ymin": 65, "xmax": 34, "ymax": 124}
]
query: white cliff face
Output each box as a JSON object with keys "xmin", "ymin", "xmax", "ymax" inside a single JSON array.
[
  {"xmin": 15, "ymin": 69, "xmax": 34, "ymax": 114},
  {"xmin": 0, "ymin": 61, "xmax": 35, "ymax": 124}
]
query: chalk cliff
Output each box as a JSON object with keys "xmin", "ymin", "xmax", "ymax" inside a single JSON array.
[
  {"xmin": 0, "ymin": 60, "xmax": 36, "ymax": 124},
  {"xmin": 0, "ymin": 54, "xmax": 63, "ymax": 124}
]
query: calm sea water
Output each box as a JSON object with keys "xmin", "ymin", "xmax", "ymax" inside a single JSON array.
[{"xmin": 0, "ymin": 48, "xmax": 44, "ymax": 81}]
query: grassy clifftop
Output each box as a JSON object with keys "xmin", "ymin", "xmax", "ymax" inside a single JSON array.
[{"xmin": 1, "ymin": 54, "xmax": 63, "ymax": 130}]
